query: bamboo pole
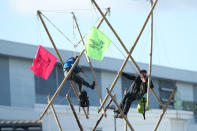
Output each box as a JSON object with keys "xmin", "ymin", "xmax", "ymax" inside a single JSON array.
[
  {"xmin": 92, "ymin": 113, "xmax": 104, "ymax": 131},
  {"xmin": 98, "ymin": 0, "xmax": 159, "ymax": 113},
  {"xmin": 37, "ymin": 10, "xmax": 64, "ymax": 66},
  {"xmin": 106, "ymin": 88, "xmax": 135, "ymax": 131},
  {"xmin": 147, "ymin": 0, "xmax": 154, "ymax": 110},
  {"xmin": 66, "ymin": 95, "xmax": 83, "ymax": 131},
  {"xmin": 69, "ymin": 80, "xmax": 89, "ymax": 119},
  {"xmin": 47, "ymin": 96, "xmax": 62, "ymax": 131},
  {"xmin": 72, "ymin": 12, "xmax": 106, "ymax": 116},
  {"xmin": 124, "ymin": 116, "xmax": 128, "ymax": 131},
  {"xmin": 40, "ymin": 49, "xmax": 85, "ymax": 120},
  {"xmin": 154, "ymin": 88, "xmax": 177, "ymax": 131},
  {"xmin": 92, "ymin": 94, "xmax": 115, "ymax": 131},
  {"xmin": 97, "ymin": 7, "xmax": 110, "ymax": 29},
  {"xmin": 151, "ymin": 88, "xmax": 165, "ymax": 109},
  {"xmin": 91, "ymin": 0, "xmax": 140, "ymax": 73}
]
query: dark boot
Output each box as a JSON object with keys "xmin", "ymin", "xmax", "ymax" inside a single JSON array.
[
  {"xmin": 114, "ymin": 109, "xmax": 120, "ymax": 114},
  {"xmin": 89, "ymin": 81, "xmax": 95, "ymax": 89}
]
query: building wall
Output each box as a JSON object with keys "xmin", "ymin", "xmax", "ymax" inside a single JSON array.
[
  {"xmin": 101, "ymin": 70, "xmax": 122, "ymax": 104},
  {"xmin": 0, "ymin": 52, "xmax": 197, "ymax": 130},
  {"xmin": 36, "ymin": 106, "xmax": 192, "ymax": 131},
  {"xmin": 149, "ymin": 79, "xmax": 160, "ymax": 109},
  {"xmin": 9, "ymin": 57, "xmax": 35, "ymax": 108}
]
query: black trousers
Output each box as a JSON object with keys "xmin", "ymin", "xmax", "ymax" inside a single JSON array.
[
  {"xmin": 120, "ymin": 92, "xmax": 137, "ymax": 115},
  {"xmin": 65, "ymin": 71, "xmax": 90, "ymax": 92}
]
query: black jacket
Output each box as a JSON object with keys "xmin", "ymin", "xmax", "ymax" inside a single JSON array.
[{"xmin": 122, "ymin": 72, "xmax": 154, "ymax": 98}]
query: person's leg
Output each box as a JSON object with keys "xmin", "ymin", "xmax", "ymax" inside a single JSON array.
[
  {"xmin": 72, "ymin": 72, "xmax": 95, "ymax": 89},
  {"xmin": 120, "ymin": 93, "xmax": 130, "ymax": 110},
  {"xmin": 122, "ymin": 94, "xmax": 136, "ymax": 115},
  {"xmin": 114, "ymin": 93, "xmax": 130, "ymax": 114}
]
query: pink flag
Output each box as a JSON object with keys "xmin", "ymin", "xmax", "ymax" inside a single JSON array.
[{"xmin": 30, "ymin": 45, "xmax": 57, "ymax": 80}]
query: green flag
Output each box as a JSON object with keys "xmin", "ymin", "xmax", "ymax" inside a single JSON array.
[{"xmin": 85, "ymin": 26, "xmax": 111, "ymax": 61}]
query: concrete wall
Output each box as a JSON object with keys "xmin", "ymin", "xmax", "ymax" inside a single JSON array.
[{"xmin": 9, "ymin": 57, "xmax": 35, "ymax": 108}]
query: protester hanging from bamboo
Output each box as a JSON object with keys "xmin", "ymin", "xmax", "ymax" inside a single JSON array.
[
  {"xmin": 114, "ymin": 69, "xmax": 154, "ymax": 118},
  {"xmin": 64, "ymin": 56, "xmax": 95, "ymax": 108}
]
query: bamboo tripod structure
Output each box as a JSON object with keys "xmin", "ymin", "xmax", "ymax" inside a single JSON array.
[
  {"xmin": 91, "ymin": 0, "xmax": 175, "ymax": 130},
  {"xmin": 91, "ymin": 0, "xmax": 159, "ymax": 113},
  {"xmin": 37, "ymin": 8, "xmax": 110, "ymax": 120},
  {"xmin": 37, "ymin": 11, "xmax": 88, "ymax": 120},
  {"xmin": 37, "ymin": 11, "xmax": 89, "ymax": 119},
  {"xmin": 36, "ymin": 0, "xmax": 177, "ymax": 130},
  {"xmin": 66, "ymin": 95, "xmax": 84, "ymax": 131},
  {"xmin": 47, "ymin": 96, "xmax": 62, "ymax": 131}
]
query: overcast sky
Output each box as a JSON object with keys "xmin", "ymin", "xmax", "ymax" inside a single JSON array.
[{"xmin": 1, "ymin": 0, "xmax": 197, "ymax": 72}]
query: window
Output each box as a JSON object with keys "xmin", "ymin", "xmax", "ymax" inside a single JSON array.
[
  {"xmin": 0, "ymin": 56, "xmax": 11, "ymax": 106},
  {"xmin": 35, "ymin": 64, "xmax": 75, "ymax": 105},
  {"xmin": 159, "ymin": 80, "xmax": 176, "ymax": 108}
]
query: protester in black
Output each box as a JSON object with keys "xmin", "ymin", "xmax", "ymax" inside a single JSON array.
[{"xmin": 115, "ymin": 70, "xmax": 154, "ymax": 117}]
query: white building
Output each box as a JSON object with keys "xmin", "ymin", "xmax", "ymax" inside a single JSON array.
[{"xmin": 0, "ymin": 39, "xmax": 197, "ymax": 131}]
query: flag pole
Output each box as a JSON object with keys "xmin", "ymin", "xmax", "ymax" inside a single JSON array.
[
  {"xmin": 40, "ymin": 49, "xmax": 85, "ymax": 120},
  {"xmin": 97, "ymin": 0, "xmax": 159, "ymax": 113},
  {"xmin": 69, "ymin": 80, "xmax": 89, "ymax": 119},
  {"xmin": 48, "ymin": 96, "xmax": 62, "ymax": 131},
  {"xmin": 154, "ymin": 88, "xmax": 177, "ymax": 131},
  {"xmin": 92, "ymin": 94, "xmax": 115, "ymax": 131},
  {"xmin": 72, "ymin": 12, "xmax": 106, "ymax": 116},
  {"xmin": 106, "ymin": 88, "xmax": 135, "ymax": 131},
  {"xmin": 37, "ymin": 10, "xmax": 64, "ymax": 66},
  {"xmin": 66, "ymin": 95, "xmax": 84, "ymax": 131},
  {"xmin": 91, "ymin": 0, "xmax": 140, "ymax": 73}
]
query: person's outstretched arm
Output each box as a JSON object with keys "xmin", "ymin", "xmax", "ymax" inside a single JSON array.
[{"xmin": 122, "ymin": 72, "xmax": 136, "ymax": 80}]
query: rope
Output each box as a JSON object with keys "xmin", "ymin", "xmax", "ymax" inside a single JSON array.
[
  {"xmin": 40, "ymin": 13, "xmax": 74, "ymax": 46},
  {"xmin": 40, "ymin": 11, "xmax": 102, "ymax": 49}
]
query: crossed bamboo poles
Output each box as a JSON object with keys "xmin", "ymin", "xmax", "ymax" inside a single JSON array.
[
  {"xmin": 37, "ymin": 8, "xmax": 111, "ymax": 130},
  {"xmin": 91, "ymin": 0, "xmax": 176, "ymax": 130},
  {"xmin": 37, "ymin": 0, "xmax": 177, "ymax": 130}
]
